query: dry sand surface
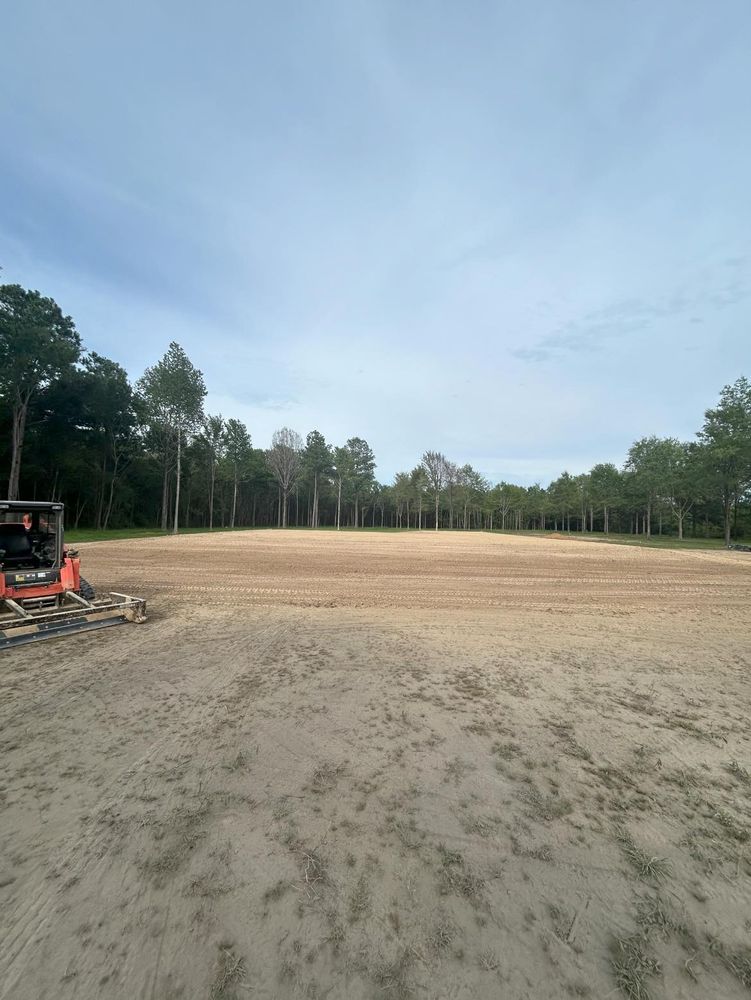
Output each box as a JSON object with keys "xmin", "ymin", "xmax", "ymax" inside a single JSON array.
[{"xmin": 1, "ymin": 529, "xmax": 751, "ymax": 1000}]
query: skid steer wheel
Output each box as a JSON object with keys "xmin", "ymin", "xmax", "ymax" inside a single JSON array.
[{"xmin": 78, "ymin": 578, "xmax": 96, "ymax": 602}]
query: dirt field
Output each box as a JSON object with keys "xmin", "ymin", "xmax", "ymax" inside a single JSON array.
[{"xmin": 2, "ymin": 530, "xmax": 751, "ymax": 1000}]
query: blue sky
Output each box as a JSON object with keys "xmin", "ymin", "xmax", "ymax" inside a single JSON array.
[{"xmin": 2, "ymin": 1, "xmax": 748, "ymax": 483}]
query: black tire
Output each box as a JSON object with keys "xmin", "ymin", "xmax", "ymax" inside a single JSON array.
[{"xmin": 79, "ymin": 577, "xmax": 96, "ymax": 601}]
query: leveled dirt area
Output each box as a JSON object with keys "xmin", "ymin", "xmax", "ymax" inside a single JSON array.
[{"xmin": 1, "ymin": 530, "xmax": 750, "ymax": 1000}]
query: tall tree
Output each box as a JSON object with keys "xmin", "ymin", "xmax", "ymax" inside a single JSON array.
[
  {"xmin": 303, "ymin": 430, "xmax": 332, "ymax": 528},
  {"xmin": 444, "ymin": 460, "xmax": 459, "ymax": 528},
  {"xmin": 589, "ymin": 463, "xmax": 622, "ymax": 534},
  {"xmin": 421, "ymin": 451, "xmax": 447, "ymax": 530},
  {"xmin": 332, "ymin": 445, "xmax": 352, "ymax": 530},
  {"xmin": 410, "ymin": 466, "xmax": 428, "ymax": 529},
  {"xmin": 0, "ymin": 284, "xmax": 80, "ymax": 499},
  {"xmin": 491, "ymin": 482, "xmax": 514, "ymax": 531},
  {"xmin": 200, "ymin": 414, "xmax": 225, "ymax": 530},
  {"xmin": 344, "ymin": 437, "xmax": 376, "ymax": 527},
  {"xmin": 626, "ymin": 437, "xmax": 668, "ymax": 538},
  {"xmin": 80, "ymin": 353, "xmax": 137, "ymax": 529},
  {"xmin": 266, "ymin": 427, "xmax": 303, "ymax": 528},
  {"xmin": 699, "ymin": 376, "xmax": 751, "ymax": 545},
  {"xmin": 223, "ymin": 419, "xmax": 252, "ymax": 528},
  {"xmin": 660, "ymin": 440, "xmax": 702, "ymax": 540},
  {"xmin": 136, "ymin": 342, "xmax": 206, "ymax": 533},
  {"xmin": 392, "ymin": 472, "xmax": 412, "ymax": 528}
]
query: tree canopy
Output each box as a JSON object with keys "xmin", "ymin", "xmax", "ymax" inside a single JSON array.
[{"xmin": 1, "ymin": 282, "xmax": 749, "ymax": 542}]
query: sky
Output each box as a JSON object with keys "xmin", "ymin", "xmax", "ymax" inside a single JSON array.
[{"xmin": 1, "ymin": 1, "xmax": 749, "ymax": 484}]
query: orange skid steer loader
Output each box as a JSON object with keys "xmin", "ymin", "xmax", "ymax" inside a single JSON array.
[{"xmin": 0, "ymin": 501, "xmax": 146, "ymax": 649}]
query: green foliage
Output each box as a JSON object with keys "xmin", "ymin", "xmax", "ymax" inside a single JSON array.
[
  {"xmin": 699, "ymin": 376, "xmax": 751, "ymax": 543},
  {"xmin": 303, "ymin": 430, "xmax": 333, "ymax": 480},
  {"xmin": 136, "ymin": 341, "xmax": 206, "ymax": 435},
  {"xmin": 223, "ymin": 418, "xmax": 252, "ymax": 470},
  {"xmin": 0, "ymin": 283, "xmax": 81, "ymax": 497},
  {"xmin": 0, "ymin": 284, "xmax": 80, "ymax": 403},
  {"xmin": 0, "ymin": 277, "xmax": 748, "ymax": 539}
]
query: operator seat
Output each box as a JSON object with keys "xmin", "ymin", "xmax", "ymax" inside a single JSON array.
[{"xmin": 0, "ymin": 523, "xmax": 35, "ymax": 567}]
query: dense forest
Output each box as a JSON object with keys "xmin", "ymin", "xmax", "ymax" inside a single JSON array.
[{"xmin": 1, "ymin": 283, "xmax": 750, "ymax": 542}]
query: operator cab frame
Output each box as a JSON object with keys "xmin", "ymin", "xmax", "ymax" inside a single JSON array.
[{"xmin": 0, "ymin": 501, "xmax": 64, "ymax": 571}]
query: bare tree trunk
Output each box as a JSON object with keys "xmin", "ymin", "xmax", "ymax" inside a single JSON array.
[
  {"xmin": 172, "ymin": 432, "xmax": 182, "ymax": 534},
  {"xmin": 209, "ymin": 462, "xmax": 216, "ymax": 529},
  {"xmin": 723, "ymin": 496, "xmax": 732, "ymax": 546},
  {"xmin": 282, "ymin": 491, "xmax": 288, "ymax": 528},
  {"xmin": 313, "ymin": 472, "xmax": 319, "ymax": 528},
  {"xmin": 231, "ymin": 473, "xmax": 238, "ymax": 528},
  {"xmin": 336, "ymin": 478, "xmax": 342, "ymax": 530},
  {"xmin": 103, "ymin": 454, "xmax": 121, "ymax": 530},
  {"xmin": 74, "ymin": 498, "xmax": 86, "ymax": 529},
  {"xmin": 95, "ymin": 454, "xmax": 107, "ymax": 529},
  {"xmin": 185, "ymin": 479, "xmax": 192, "ymax": 529},
  {"xmin": 161, "ymin": 448, "xmax": 170, "ymax": 531},
  {"xmin": 8, "ymin": 398, "xmax": 29, "ymax": 501},
  {"xmin": 434, "ymin": 494, "xmax": 439, "ymax": 530}
]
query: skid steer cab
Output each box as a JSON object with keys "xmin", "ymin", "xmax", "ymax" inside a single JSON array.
[{"xmin": 0, "ymin": 501, "xmax": 146, "ymax": 650}]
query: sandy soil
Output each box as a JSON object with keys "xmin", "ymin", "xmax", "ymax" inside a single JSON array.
[{"xmin": 1, "ymin": 529, "xmax": 750, "ymax": 1000}]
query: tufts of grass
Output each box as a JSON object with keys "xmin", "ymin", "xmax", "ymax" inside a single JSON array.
[
  {"xmin": 478, "ymin": 948, "xmax": 500, "ymax": 971},
  {"xmin": 297, "ymin": 847, "xmax": 329, "ymax": 899},
  {"xmin": 370, "ymin": 947, "xmax": 415, "ymax": 999},
  {"xmin": 461, "ymin": 812, "xmax": 500, "ymax": 838},
  {"xmin": 727, "ymin": 759, "xmax": 751, "ymax": 785},
  {"xmin": 348, "ymin": 873, "xmax": 371, "ymax": 922},
  {"xmin": 139, "ymin": 797, "xmax": 212, "ymax": 883},
  {"xmin": 444, "ymin": 756, "xmax": 475, "ymax": 784},
  {"xmin": 546, "ymin": 719, "xmax": 593, "ymax": 762},
  {"xmin": 518, "ymin": 785, "xmax": 573, "ymax": 822},
  {"xmin": 188, "ymin": 872, "xmax": 234, "ymax": 899},
  {"xmin": 210, "ymin": 947, "xmax": 247, "ymax": 1000},
  {"xmin": 437, "ymin": 844, "xmax": 485, "ymax": 903},
  {"xmin": 611, "ymin": 934, "xmax": 660, "ymax": 1000},
  {"xmin": 492, "ymin": 740, "xmax": 522, "ymax": 761},
  {"xmin": 564, "ymin": 738, "xmax": 594, "ymax": 762},
  {"xmin": 387, "ymin": 815, "xmax": 423, "ymax": 850},
  {"xmin": 616, "ymin": 829, "xmax": 671, "ymax": 884},
  {"xmin": 310, "ymin": 761, "xmax": 345, "ymax": 794},
  {"xmin": 427, "ymin": 913, "xmax": 456, "ymax": 953},
  {"xmin": 707, "ymin": 936, "xmax": 751, "ymax": 989},
  {"xmin": 510, "ymin": 836, "xmax": 553, "ymax": 862},
  {"xmin": 663, "ymin": 767, "xmax": 700, "ymax": 791},
  {"xmin": 713, "ymin": 808, "xmax": 749, "ymax": 842},
  {"xmin": 635, "ymin": 896, "xmax": 680, "ymax": 938},
  {"xmin": 591, "ymin": 764, "xmax": 636, "ymax": 791}
]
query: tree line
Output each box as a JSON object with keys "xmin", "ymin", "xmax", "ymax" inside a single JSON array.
[{"xmin": 1, "ymin": 282, "xmax": 749, "ymax": 542}]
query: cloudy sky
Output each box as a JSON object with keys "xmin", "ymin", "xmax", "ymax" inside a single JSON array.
[{"xmin": 1, "ymin": 1, "xmax": 748, "ymax": 483}]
